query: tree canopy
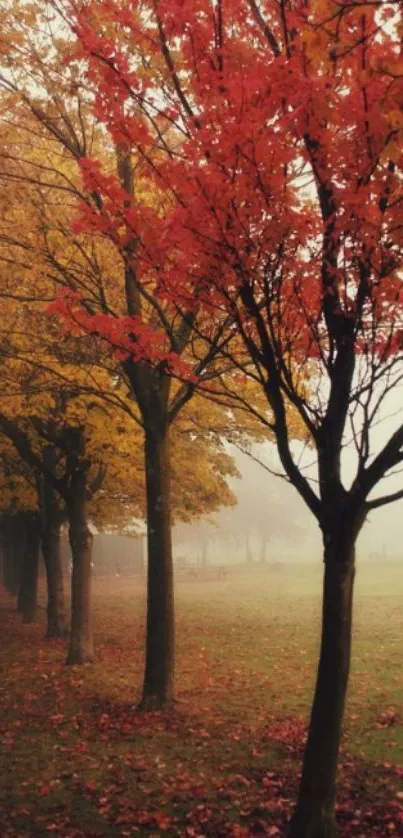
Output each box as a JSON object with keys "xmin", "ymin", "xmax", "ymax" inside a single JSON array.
[{"xmin": 1, "ymin": 2, "xmax": 402, "ymax": 833}]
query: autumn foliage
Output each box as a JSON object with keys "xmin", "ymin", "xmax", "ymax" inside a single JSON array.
[
  {"xmin": 41, "ymin": 0, "xmax": 402, "ymax": 370},
  {"xmin": 0, "ymin": 1, "xmax": 402, "ymax": 836}
]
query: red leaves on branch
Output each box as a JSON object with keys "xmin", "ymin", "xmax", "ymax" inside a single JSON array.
[
  {"xmin": 48, "ymin": 288, "xmax": 197, "ymax": 379},
  {"xmin": 53, "ymin": 0, "xmax": 403, "ymax": 378}
]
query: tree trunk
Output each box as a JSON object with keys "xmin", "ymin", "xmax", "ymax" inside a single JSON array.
[
  {"xmin": 17, "ymin": 513, "xmax": 41, "ymax": 624},
  {"xmin": 0, "ymin": 520, "xmax": 5, "ymax": 587},
  {"xmin": 66, "ymin": 471, "xmax": 94, "ymax": 665},
  {"xmin": 2, "ymin": 539, "xmax": 14, "ymax": 593},
  {"xmin": 288, "ymin": 532, "xmax": 356, "ymax": 838},
  {"xmin": 39, "ymin": 467, "xmax": 66, "ymax": 638},
  {"xmin": 139, "ymin": 420, "xmax": 174, "ymax": 709},
  {"xmin": 42, "ymin": 518, "xmax": 65, "ymax": 638},
  {"xmin": 4, "ymin": 516, "xmax": 22, "ymax": 596},
  {"xmin": 16, "ymin": 517, "xmax": 28, "ymax": 613}
]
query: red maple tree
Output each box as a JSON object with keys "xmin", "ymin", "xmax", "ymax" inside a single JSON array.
[{"xmin": 5, "ymin": 0, "xmax": 401, "ymax": 834}]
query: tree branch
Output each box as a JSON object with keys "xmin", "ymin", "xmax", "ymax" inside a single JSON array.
[
  {"xmin": 246, "ymin": 0, "xmax": 281, "ymax": 56},
  {"xmin": 366, "ymin": 486, "xmax": 403, "ymax": 511},
  {"xmin": 353, "ymin": 425, "xmax": 403, "ymax": 503}
]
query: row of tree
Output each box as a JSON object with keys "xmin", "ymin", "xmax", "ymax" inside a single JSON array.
[
  {"xmin": 0, "ymin": 1, "xmax": 402, "ymax": 835},
  {"xmin": 0, "ymin": 304, "xmax": 262, "ymax": 655}
]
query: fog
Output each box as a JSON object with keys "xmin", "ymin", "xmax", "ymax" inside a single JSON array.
[{"xmin": 173, "ymin": 444, "xmax": 403, "ymax": 566}]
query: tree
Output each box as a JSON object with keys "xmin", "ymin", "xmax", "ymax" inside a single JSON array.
[
  {"xmin": 0, "ymin": 410, "xmax": 97, "ymax": 661},
  {"xmin": 38, "ymin": 460, "xmax": 67, "ymax": 638},
  {"xmin": 0, "ymin": 439, "xmax": 41, "ymax": 623},
  {"xmin": 0, "ymin": 26, "xmax": 277, "ymax": 707},
  {"xmin": 114, "ymin": 3, "xmax": 401, "ymax": 835},
  {"xmin": 0, "ymin": 141, "xmax": 252, "ymax": 659},
  {"xmin": 32, "ymin": 0, "xmax": 402, "ymax": 833}
]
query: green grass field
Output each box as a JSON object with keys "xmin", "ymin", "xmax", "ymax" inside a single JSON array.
[{"xmin": 0, "ymin": 563, "xmax": 402, "ymax": 836}]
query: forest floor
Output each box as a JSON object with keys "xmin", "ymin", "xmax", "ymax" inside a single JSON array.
[{"xmin": 0, "ymin": 563, "xmax": 402, "ymax": 837}]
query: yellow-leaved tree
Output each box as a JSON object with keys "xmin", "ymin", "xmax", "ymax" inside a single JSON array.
[
  {"xmin": 0, "ymin": 8, "xmax": 290, "ymax": 705},
  {"xmin": 0, "ymin": 105, "xmax": 269, "ymax": 668}
]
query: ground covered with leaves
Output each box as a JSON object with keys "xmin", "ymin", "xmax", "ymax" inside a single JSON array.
[{"xmin": 0, "ymin": 564, "xmax": 402, "ymax": 837}]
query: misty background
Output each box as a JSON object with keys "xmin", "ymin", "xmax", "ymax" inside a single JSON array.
[
  {"xmin": 173, "ymin": 444, "xmax": 402, "ymax": 567},
  {"xmin": 60, "ymin": 420, "xmax": 403, "ymax": 574}
]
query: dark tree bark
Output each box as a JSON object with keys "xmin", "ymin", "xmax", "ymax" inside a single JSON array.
[
  {"xmin": 40, "ymin": 470, "xmax": 66, "ymax": 638},
  {"xmin": 139, "ymin": 418, "xmax": 174, "ymax": 709},
  {"xmin": 288, "ymin": 524, "xmax": 357, "ymax": 838},
  {"xmin": 66, "ymin": 469, "xmax": 94, "ymax": 664},
  {"xmin": 123, "ymin": 356, "xmax": 175, "ymax": 710},
  {"xmin": 16, "ymin": 518, "xmax": 29, "ymax": 615},
  {"xmin": 2, "ymin": 527, "xmax": 13, "ymax": 593},
  {"xmin": 61, "ymin": 428, "xmax": 94, "ymax": 665},
  {"xmin": 3, "ymin": 547, "xmax": 14, "ymax": 593},
  {"xmin": 3, "ymin": 516, "xmax": 22, "ymax": 596},
  {"xmin": 0, "ymin": 518, "xmax": 6, "ymax": 586},
  {"xmin": 17, "ymin": 512, "xmax": 41, "ymax": 624},
  {"xmin": 42, "ymin": 514, "xmax": 65, "ymax": 638}
]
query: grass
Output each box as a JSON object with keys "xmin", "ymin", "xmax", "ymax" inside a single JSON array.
[{"xmin": 0, "ymin": 562, "xmax": 402, "ymax": 836}]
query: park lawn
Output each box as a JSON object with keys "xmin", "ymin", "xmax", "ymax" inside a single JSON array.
[{"xmin": 0, "ymin": 563, "xmax": 402, "ymax": 837}]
